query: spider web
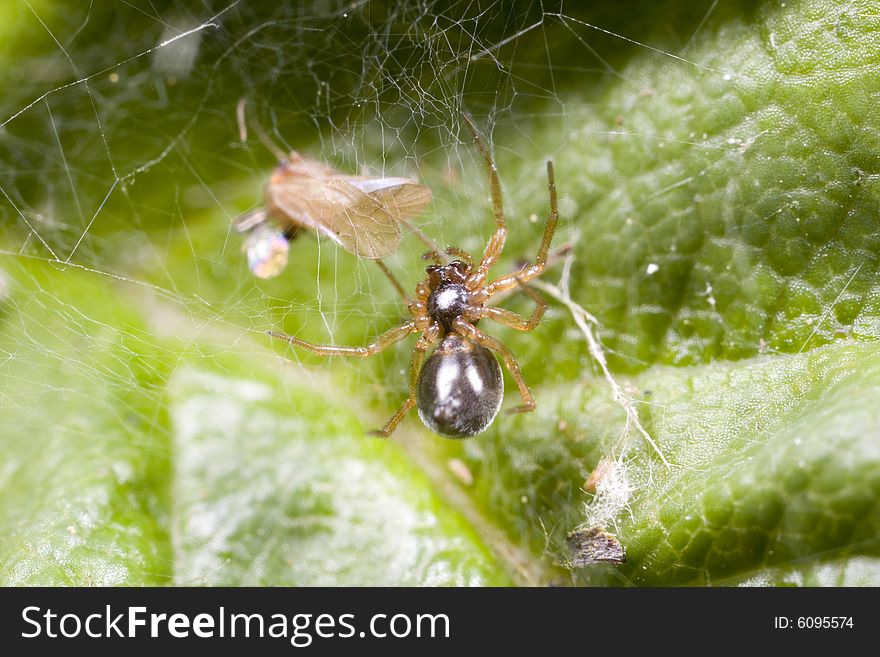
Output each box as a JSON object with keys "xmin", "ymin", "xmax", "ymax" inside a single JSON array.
[
  {"xmin": 0, "ymin": 0, "xmax": 733, "ymax": 383},
  {"xmin": 1, "ymin": 0, "xmax": 867, "ymax": 585}
]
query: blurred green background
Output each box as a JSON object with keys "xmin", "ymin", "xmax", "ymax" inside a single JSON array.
[{"xmin": 1, "ymin": 0, "xmax": 879, "ymax": 586}]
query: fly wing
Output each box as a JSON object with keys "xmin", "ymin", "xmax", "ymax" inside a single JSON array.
[
  {"xmin": 268, "ymin": 173, "xmax": 400, "ymax": 259},
  {"xmin": 346, "ymin": 176, "xmax": 433, "ymax": 223},
  {"xmin": 268, "ymin": 170, "xmax": 432, "ymax": 259},
  {"xmin": 317, "ymin": 179, "xmax": 405, "ymax": 258}
]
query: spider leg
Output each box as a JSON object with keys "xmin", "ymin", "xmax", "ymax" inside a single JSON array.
[
  {"xmin": 453, "ymin": 319, "xmax": 535, "ymax": 414},
  {"xmin": 374, "ymin": 260, "xmax": 409, "ymax": 302},
  {"xmin": 420, "ymin": 247, "xmax": 474, "ymax": 276},
  {"xmin": 462, "ymin": 114, "xmax": 507, "ymax": 290},
  {"xmin": 469, "ymin": 284, "xmax": 547, "ymax": 332},
  {"xmin": 268, "ymin": 321, "xmax": 417, "ymax": 357},
  {"xmin": 444, "ymin": 246, "xmax": 474, "ymax": 267},
  {"xmin": 369, "ymin": 323, "xmax": 441, "ymax": 437},
  {"xmin": 480, "ymin": 160, "xmax": 559, "ymax": 298},
  {"xmin": 397, "ymin": 217, "xmax": 443, "ymax": 255},
  {"xmin": 534, "ymin": 160, "xmax": 559, "ymax": 272},
  {"xmin": 237, "ymin": 98, "xmax": 289, "ymax": 164},
  {"xmin": 421, "ymin": 250, "xmax": 443, "ymax": 265}
]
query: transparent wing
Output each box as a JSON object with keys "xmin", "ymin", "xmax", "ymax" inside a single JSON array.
[
  {"xmin": 268, "ymin": 169, "xmax": 432, "ymax": 259},
  {"xmin": 346, "ymin": 176, "xmax": 433, "ymax": 226}
]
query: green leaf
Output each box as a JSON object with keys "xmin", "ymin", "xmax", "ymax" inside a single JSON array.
[
  {"xmin": 0, "ymin": 262, "xmax": 172, "ymax": 585},
  {"xmin": 168, "ymin": 362, "xmax": 510, "ymax": 586},
  {"xmin": 0, "ymin": 261, "xmax": 510, "ymax": 585},
  {"xmin": 463, "ymin": 339, "xmax": 880, "ymax": 585},
  {"xmin": 1, "ymin": 0, "xmax": 879, "ymax": 586}
]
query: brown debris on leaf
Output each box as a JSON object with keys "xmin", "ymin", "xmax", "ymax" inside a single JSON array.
[{"xmin": 566, "ymin": 525, "xmax": 626, "ymax": 566}]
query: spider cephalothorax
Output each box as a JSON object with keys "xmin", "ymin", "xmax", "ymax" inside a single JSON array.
[
  {"xmin": 269, "ymin": 115, "xmax": 559, "ymax": 439},
  {"xmin": 425, "ymin": 261, "xmax": 473, "ymax": 331}
]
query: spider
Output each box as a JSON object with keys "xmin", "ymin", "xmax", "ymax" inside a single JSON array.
[{"xmin": 269, "ymin": 116, "xmax": 558, "ymax": 438}]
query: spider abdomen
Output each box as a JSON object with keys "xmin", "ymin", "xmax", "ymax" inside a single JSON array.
[{"xmin": 416, "ymin": 334, "xmax": 503, "ymax": 438}]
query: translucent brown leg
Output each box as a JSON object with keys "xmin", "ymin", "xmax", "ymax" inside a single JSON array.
[
  {"xmin": 397, "ymin": 217, "xmax": 443, "ymax": 255},
  {"xmin": 421, "ymin": 250, "xmax": 443, "ymax": 265},
  {"xmin": 471, "ymin": 284, "xmax": 547, "ymax": 331},
  {"xmin": 534, "ymin": 160, "xmax": 558, "ymax": 269},
  {"xmin": 237, "ymin": 98, "xmax": 289, "ymax": 163},
  {"xmin": 268, "ymin": 321, "xmax": 417, "ymax": 357},
  {"xmin": 444, "ymin": 246, "xmax": 473, "ymax": 266},
  {"xmin": 480, "ymin": 161, "xmax": 559, "ymax": 299},
  {"xmin": 462, "ymin": 114, "xmax": 507, "ymax": 290},
  {"xmin": 374, "ymin": 260, "xmax": 409, "ymax": 302},
  {"xmin": 369, "ymin": 324, "xmax": 441, "ymax": 437},
  {"xmin": 421, "ymin": 246, "xmax": 473, "ymax": 270},
  {"xmin": 453, "ymin": 319, "xmax": 535, "ymax": 414},
  {"xmin": 233, "ymin": 208, "xmax": 268, "ymax": 233}
]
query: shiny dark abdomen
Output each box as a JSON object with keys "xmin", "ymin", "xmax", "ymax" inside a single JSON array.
[{"xmin": 416, "ymin": 335, "xmax": 503, "ymax": 438}]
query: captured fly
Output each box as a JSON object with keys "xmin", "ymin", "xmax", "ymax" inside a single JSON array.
[
  {"xmin": 235, "ymin": 100, "xmax": 435, "ymax": 278},
  {"xmin": 236, "ymin": 145, "xmax": 432, "ymax": 278}
]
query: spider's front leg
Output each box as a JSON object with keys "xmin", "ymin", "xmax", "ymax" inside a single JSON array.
[
  {"xmin": 462, "ymin": 114, "xmax": 508, "ymax": 290},
  {"xmin": 468, "ymin": 280, "xmax": 547, "ymax": 331},
  {"xmin": 374, "ymin": 260, "xmax": 410, "ymax": 302},
  {"xmin": 482, "ymin": 161, "xmax": 559, "ymax": 298},
  {"xmin": 268, "ymin": 321, "xmax": 417, "ymax": 357}
]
